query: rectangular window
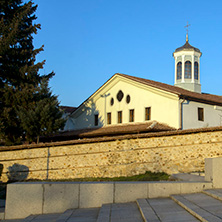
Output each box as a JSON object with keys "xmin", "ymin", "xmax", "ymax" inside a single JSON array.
[
  {"xmin": 145, "ymin": 107, "xmax": 151, "ymax": 121},
  {"xmin": 107, "ymin": 112, "xmax": 111, "ymax": 125},
  {"xmin": 118, "ymin": 111, "xmax": 122, "ymax": 123},
  {"xmin": 129, "ymin": 109, "xmax": 134, "ymax": 122},
  {"xmin": 198, "ymin": 108, "xmax": 204, "ymax": 121},
  {"xmin": 94, "ymin": 114, "xmax": 98, "ymax": 126}
]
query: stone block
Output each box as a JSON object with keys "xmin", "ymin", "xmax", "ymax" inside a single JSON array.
[
  {"xmin": 205, "ymin": 157, "xmax": 222, "ymax": 188},
  {"xmin": 180, "ymin": 182, "xmax": 213, "ymax": 194},
  {"xmin": 205, "ymin": 158, "xmax": 213, "ymax": 182},
  {"xmin": 5, "ymin": 182, "xmax": 43, "ymax": 220},
  {"xmin": 148, "ymin": 182, "xmax": 180, "ymax": 198},
  {"xmin": 79, "ymin": 182, "xmax": 113, "ymax": 208},
  {"xmin": 43, "ymin": 182, "xmax": 80, "ymax": 214},
  {"xmin": 114, "ymin": 182, "xmax": 148, "ymax": 203}
]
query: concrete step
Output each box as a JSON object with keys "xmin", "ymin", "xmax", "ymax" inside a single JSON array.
[
  {"xmin": 0, "ymin": 199, "xmax": 5, "ymax": 208},
  {"xmin": 110, "ymin": 202, "xmax": 144, "ymax": 222},
  {"xmin": 171, "ymin": 173, "xmax": 205, "ymax": 182},
  {"xmin": 22, "ymin": 208, "xmax": 99, "ymax": 222},
  {"xmin": 0, "ymin": 207, "xmax": 5, "ymax": 220},
  {"xmin": 147, "ymin": 198, "xmax": 199, "ymax": 222},
  {"xmin": 22, "ymin": 215, "xmax": 37, "ymax": 221},
  {"xmin": 66, "ymin": 207, "xmax": 100, "ymax": 222},
  {"xmin": 96, "ymin": 204, "xmax": 111, "ymax": 222},
  {"xmin": 203, "ymin": 189, "xmax": 222, "ymax": 201},
  {"xmin": 55, "ymin": 209, "xmax": 75, "ymax": 222},
  {"xmin": 136, "ymin": 199, "xmax": 160, "ymax": 222},
  {"xmin": 22, "ymin": 213, "xmax": 62, "ymax": 222},
  {"xmin": 4, "ymin": 190, "xmax": 222, "ymax": 221},
  {"xmin": 171, "ymin": 193, "xmax": 222, "ymax": 222}
]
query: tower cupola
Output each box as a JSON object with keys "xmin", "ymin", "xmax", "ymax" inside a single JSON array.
[{"xmin": 173, "ymin": 24, "xmax": 202, "ymax": 93}]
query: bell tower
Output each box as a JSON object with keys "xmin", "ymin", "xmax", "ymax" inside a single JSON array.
[{"xmin": 173, "ymin": 23, "xmax": 202, "ymax": 93}]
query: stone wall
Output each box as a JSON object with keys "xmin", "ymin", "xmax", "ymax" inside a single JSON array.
[{"xmin": 1, "ymin": 128, "xmax": 222, "ymax": 182}]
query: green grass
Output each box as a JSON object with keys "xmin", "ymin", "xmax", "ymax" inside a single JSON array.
[
  {"xmin": 24, "ymin": 171, "xmax": 171, "ymax": 182},
  {"xmin": 68, "ymin": 171, "xmax": 170, "ymax": 182}
]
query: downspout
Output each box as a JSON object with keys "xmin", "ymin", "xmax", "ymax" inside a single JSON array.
[{"xmin": 180, "ymin": 98, "xmax": 186, "ymax": 130}]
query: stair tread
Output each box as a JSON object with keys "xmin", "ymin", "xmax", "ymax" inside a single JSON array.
[
  {"xmin": 96, "ymin": 204, "xmax": 111, "ymax": 222},
  {"xmin": 203, "ymin": 189, "xmax": 222, "ymax": 200},
  {"xmin": 66, "ymin": 207, "xmax": 99, "ymax": 222},
  {"xmin": 110, "ymin": 202, "xmax": 143, "ymax": 222},
  {"xmin": 4, "ymin": 189, "xmax": 222, "ymax": 221},
  {"xmin": 182, "ymin": 193, "xmax": 222, "ymax": 219},
  {"xmin": 147, "ymin": 198, "xmax": 199, "ymax": 222},
  {"xmin": 23, "ymin": 213, "xmax": 61, "ymax": 222},
  {"xmin": 56, "ymin": 209, "xmax": 75, "ymax": 222},
  {"xmin": 22, "ymin": 215, "xmax": 37, "ymax": 221},
  {"xmin": 0, "ymin": 199, "xmax": 5, "ymax": 208},
  {"xmin": 136, "ymin": 199, "xmax": 160, "ymax": 222},
  {"xmin": 172, "ymin": 194, "xmax": 222, "ymax": 222}
]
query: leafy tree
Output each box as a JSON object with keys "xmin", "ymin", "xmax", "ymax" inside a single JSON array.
[{"xmin": 0, "ymin": 0, "xmax": 65, "ymax": 145}]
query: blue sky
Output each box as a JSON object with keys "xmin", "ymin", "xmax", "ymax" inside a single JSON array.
[{"xmin": 33, "ymin": 0, "xmax": 222, "ymax": 107}]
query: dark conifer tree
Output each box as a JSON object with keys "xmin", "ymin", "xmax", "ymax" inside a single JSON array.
[
  {"xmin": 0, "ymin": 0, "xmax": 65, "ymax": 144},
  {"xmin": 18, "ymin": 78, "xmax": 65, "ymax": 143}
]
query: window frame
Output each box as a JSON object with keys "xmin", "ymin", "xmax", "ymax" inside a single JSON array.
[
  {"xmin": 145, "ymin": 107, "xmax": 151, "ymax": 121},
  {"xmin": 117, "ymin": 111, "xmax": 122, "ymax": 124},
  {"xmin": 94, "ymin": 114, "xmax": 99, "ymax": 126},
  {"xmin": 198, "ymin": 107, "xmax": 204, "ymax": 121},
  {"xmin": 107, "ymin": 112, "xmax": 111, "ymax": 125},
  {"xmin": 194, "ymin": 62, "xmax": 199, "ymax": 80},
  {"xmin": 185, "ymin": 61, "xmax": 192, "ymax": 79},
  {"xmin": 177, "ymin": 62, "xmax": 182, "ymax": 80},
  {"xmin": 129, "ymin": 109, "xmax": 134, "ymax": 122}
]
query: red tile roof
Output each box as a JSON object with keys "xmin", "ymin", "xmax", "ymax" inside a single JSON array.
[
  {"xmin": 60, "ymin": 106, "xmax": 77, "ymax": 114},
  {"xmin": 43, "ymin": 121, "xmax": 176, "ymax": 142},
  {"xmin": 117, "ymin": 73, "xmax": 222, "ymax": 106}
]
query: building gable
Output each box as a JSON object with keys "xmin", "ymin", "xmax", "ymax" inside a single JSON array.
[{"xmin": 71, "ymin": 74, "xmax": 180, "ymax": 130}]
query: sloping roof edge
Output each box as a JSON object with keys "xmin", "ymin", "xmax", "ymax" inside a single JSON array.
[
  {"xmin": 71, "ymin": 73, "xmax": 222, "ymax": 116},
  {"xmin": 117, "ymin": 73, "xmax": 222, "ymax": 106},
  {"xmin": 71, "ymin": 74, "xmax": 118, "ymax": 115}
]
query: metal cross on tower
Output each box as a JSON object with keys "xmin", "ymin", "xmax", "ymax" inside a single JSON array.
[{"xmin": 184, "ymin": 22, "xmax": 191, "ymax": 42}]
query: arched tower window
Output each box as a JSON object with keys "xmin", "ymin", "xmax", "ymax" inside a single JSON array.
[
  {"xmin": 177, "ymin": 62, "xmax": 182, "ymax": 80},
  {"xmin": 185, "ymin": 61, "xmax": 191, "ymax": 79},
  {"xmin": 194, "ymin": 62, "xmax": 199, "ymax": 80}
]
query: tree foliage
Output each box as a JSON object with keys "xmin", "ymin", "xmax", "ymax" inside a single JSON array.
[
  {"xmin": 0, "ymin": 0, "xmax": 65, "ymax": 145},
  {"xmin": 18, "ymin": 79, "xmax": 65, "ymax": 143}
]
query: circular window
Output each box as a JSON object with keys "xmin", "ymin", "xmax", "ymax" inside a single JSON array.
[
  {"xmin": 110, "ymin": 98, "xmax": 114, "ymax": 106},
  {"xmin": 117, "ymin": 90, "xmax": 124, "ymax": 102},
  {"xmin": 126, "ymin": 95, "xmax": 130, "ymax": 104}
]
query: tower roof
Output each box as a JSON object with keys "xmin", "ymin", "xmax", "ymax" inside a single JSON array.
[{"xmin": 174, "ymin": 39, "xmax": 201, "ymax": 53}]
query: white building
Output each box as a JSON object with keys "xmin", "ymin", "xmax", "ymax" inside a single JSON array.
[{"xmin": 68, "ymin": 36, "xmax": 222, "ymax": 131}]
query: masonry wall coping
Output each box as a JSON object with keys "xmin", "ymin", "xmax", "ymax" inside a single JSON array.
[
  {"xmin": 8, "ymin": 181, "xmax": 212, "ymax": 185},
  {"xmin": 1, "ymin": 125, "xmax": 222, "ymax": 152}
]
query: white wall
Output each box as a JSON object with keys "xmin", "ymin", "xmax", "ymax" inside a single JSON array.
[
  {"xmin": 63, "ymin": 117, "xmax": 75, "ymax": 131},
  {"xmin": 182, "ymin": 101, "xmax": 222, "ymax": 129}
]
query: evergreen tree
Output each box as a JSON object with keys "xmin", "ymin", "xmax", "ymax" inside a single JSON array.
[
  {"xmin": 18, "ymin": 78, "xmax": 65, "ymax": 143},
  {"xmin": 0, "ymin": 0, "xmax": 65, "ymax": 145}
]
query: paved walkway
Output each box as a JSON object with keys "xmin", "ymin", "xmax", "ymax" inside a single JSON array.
[{"xmin": 2, "ymin": 189, "xmax": 222, "ymax": 221}]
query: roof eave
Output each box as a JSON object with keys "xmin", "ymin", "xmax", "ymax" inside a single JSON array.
[{"xmin": 179, "ymin": 95, "xmax": 222, "ymax": 106}]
